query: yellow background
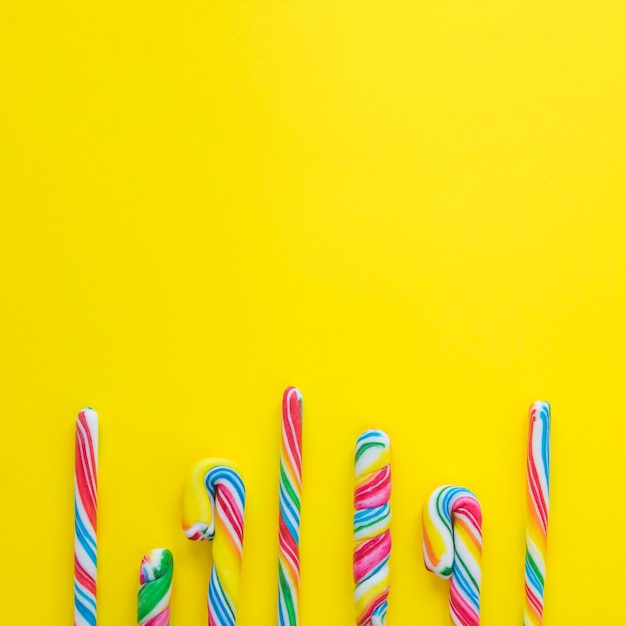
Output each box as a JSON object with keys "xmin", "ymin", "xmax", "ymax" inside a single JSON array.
[{"xmin": 1, "ymin": 1, "xmax": 624, "ymax": 623}]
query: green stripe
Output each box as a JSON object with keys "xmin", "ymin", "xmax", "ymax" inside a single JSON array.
[
  {"xmin": 278, "ymin": 565, "xmax": 298, "ymax": 626},
  {"xmin": 435, "ymin": 489, "xmax": 453, "ymax": 535},
  {"xmin": 355, "ymin": 441, "xmax": 384, "ymax": 463},
  {"xmin": 526, "ymin": 552, "xmax": 545, "ymax": 586},
  {"xmin": 456, "ymin": 551, "xmax": 478, "ymax": 590},
  {"xmin": 280, "ymin": 465, "xmax": 301, "ymax": 511},
  {"xmin": 137, "ymin": 564, "xmax": 173, "ymax": 622}
]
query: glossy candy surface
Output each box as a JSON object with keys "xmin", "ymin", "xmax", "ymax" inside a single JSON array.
[
  {"xmin": 278, "ymin": 387, "xmax": 303, "ymax": 626},
  {"xmin": 353, "ymin": 429, "xmax": 391, "ymax": 626},
  {"xmin": 74, "ymin": 408, "xmax": 99, "ymax": 626},
  {"xmin": 183, "ymin": 459, "xmax": 246, "ymax": 626},
  {"xmin": 423, "ymin": 485, "xmax": 483, "ymax": 626},
  {"xmin": 524, "ymin": 402, "xmax": 551, "ymax": 626},
  {"xmin": 138, "ymin": 548, "xmax": 173, "ymax": 626}
]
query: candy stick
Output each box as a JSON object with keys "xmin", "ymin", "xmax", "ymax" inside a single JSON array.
[
  {"xmin": 422, "ymin": 486, "xmax": 483, "ymax": 626},
  {"xmin": 74, "ymin": 408, "xmax": 99, "ymax": 626},
  {"xmin": 183, "ymin": 459, "xmax": 246, "ymax": 626},
  {"xmin": 353, "ymin": 429, "xmax": 391, "ymax": 626},
  {"xmin": 524, "ymin": 401, "xmax": 551, "ymax": 626},
  {"xmin": 138, "ymin": 549, "xmax": 174, "ymax": 626},
  {"xmin": 278, "ymin": 387, "xmax": 303, "ymax": 626}
]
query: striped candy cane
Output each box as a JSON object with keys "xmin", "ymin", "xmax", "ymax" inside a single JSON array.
[
  {"xmin": 138, "ymin": 548, "xmax": 174, "ymax": 626},
  {"xmin": 422, "ymin": 485, "xmax": 483, "ymax": 626},
  {"xmin": 353, "ymin": 429, "xmax": 391, "ymax": 626},
  {"xmin": 278, "ymin": 387, "xmax": 303, "ymax": 626},
  {"xmin": 524, "ymin": 401, "xmax": 551, "ymax": 626},
  {"xmin": 74, "ymin": 408, "xmax": 99, "ymax": 626},
  {"xmin": 183, "ymin": 460, "xmax": 246, "ymax": 626}
]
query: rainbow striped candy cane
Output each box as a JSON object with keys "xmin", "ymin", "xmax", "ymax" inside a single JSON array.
[
  {"xmin": 353, "ymin": 429, "xmax": 391, "ymax": 626},
  {"xmin": 422, "ymin": 485, "xmax": 483, "ymax": 626},
  {"xmin": 278, "ymin": 387, "xmax": 303, "ymax": 626},
  {"xmin": 74, "ymin": 408, "xmax": 99, "ymax": 626},
  {"xmin": 183, "ymin": 459, "xmax": 246, "ymax": 626},
  {"xmin": 524, "ymin": 401, "xmax": 551, "ymax": 626},
  {"xmin": 138, "ymin": 548, "xmax": 174, "ymax": 626}
]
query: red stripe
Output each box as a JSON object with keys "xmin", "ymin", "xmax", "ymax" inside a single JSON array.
[
  {"xmin": 528, "ymin": 456, "xmax": 548, "ymax": 532},
  {"xmin": 353, "ymin": 531, "xmax": 390, "ymax": 581},
  {"xmin": 527, "ymin": 418, "xmax": 548, "ymax": 531},
  {"xmin": 279, "ymin": 518, "xmax": 299, "ymax": 560},
  {"xmin": 451, "ymin": 495, "xmax": 483, "ymax": 529},
  {"xmin": 525, "ymin": 582, "xmax": 543, "ymax": 614},
  {"xmin": 282, "ymin": 388, "xmax": 302, "ymax": 477},
  {"xmin": 75, "ymin": 420, "xmax": 97, "ymax": 530},
  {"xmin": 74, "ymin": 557, "xmax": 96, "ymax": 595},
  {"xmin": 450, "ymin": 583, "xmax": 477, "ymax": 626},
  {"xmin": 216, "ymin": 486, "xmax": 244, "ymax": 543},
  {"xmin": 354, "ymin": 466, "xmax": 391, "ymax": 508}
]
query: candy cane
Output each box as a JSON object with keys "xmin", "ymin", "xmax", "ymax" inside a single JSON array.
[
  {"xmin": 353, "ymin": 429, "xmax": 391, "ymax": 626},
  {"xmin": 183, "ymin": 459, "xmax": 246, "ymax": 626},
  {"xmin": 74, "ymin": 408, "xmax": 99, "ymax": 626},
  {"xmin": 422, "ymin": 485, "xmax": 483, "ymax": 626},
  {"xmin": 278, "ymin": 387, "xmax": 303, "ymax": 626},
  {"xmin": 138, "ymin": 548, "xmax": 174, "ymax": 626},
  {"xmin": 524, "ymin": 401, "xmax": 551, "ymax": 626}
]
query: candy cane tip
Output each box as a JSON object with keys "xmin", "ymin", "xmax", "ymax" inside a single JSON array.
[
  {"xmin": 284, "ymin": 386, "xmax": 303, "ymax": 401},
  {"xmin": 138, "ymin": 548, "xmax": 173, "ymax": 626},
  {"xmin": 140, "ymin": 548, "xmax": 173, "ymax": 581},
  {"xmin": 145, "ymin": 547, "xmax": 173, "ymax": 561},
  {"xmin": 531, "ymin": 400, "xmax": 550, "ymax": 411},
  {"xmin": 78, "ymin": 407, "xmax": 99, "ymax": 420}
]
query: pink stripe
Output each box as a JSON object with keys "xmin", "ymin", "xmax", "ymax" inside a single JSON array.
[
  {"xmin": 282, "ymin": 387, "xmax": 303, "ymax": 478},
  {"xmin": 354, "ymin": 466, "xmax": 391, "ymax": 508},
  {"xmin": 450, "ymin": 583, "xmax": 478, "ymax": 626},
  {"xmin": 75, "ymin": 415, "xmax": 98, "ymax": 530},
  {"xmin": 353, "ymin": 531, "xmax": 390, "ymax": 581},
  {"xmin": 144, "ymin": 609, "xmax": 170, "ymax": 626},
  {"xmin": 217, "ymin": 487, "xmax": 244, "ymax": 544}
]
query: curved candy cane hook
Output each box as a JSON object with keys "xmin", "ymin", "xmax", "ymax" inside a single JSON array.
[
  {"xmin": 422, "ymin": 485, "xmax": 483, "ymax": 626},
  {"xmin": 183, "ymin": 459, "xmax": 246, "ymax": 626}
]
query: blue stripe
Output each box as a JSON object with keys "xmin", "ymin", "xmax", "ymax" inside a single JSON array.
[
  {"xmin": 356, "ymin": 430, "xmax": 387, "ymax": 447},
  {"xmin": 74, "ymin": 582, "xmax": 96, "ymax": 610},
  {"xmin": 354, "ymin": 504, "xmax": 389, "ymax": 524},
  {"xmin": 74, "ymin": 591, "xmax": 96, "ymax": 626},
  {"xmin": 75, "ymin": 503, "xmax": 97, "ymax": 563},
  {"xmin": 453, "ymin": 566, "xmax": 479, "ymax": 609},
  {"xmin": 206, "ymin": 467, "xmax": 245, "ymax": 502},
  {"xmin": 539, "ymin": 403, "xmax": 551, "ymax": 489},
  {"xmin": 525, "ymin": 554, "xmax": 543, "ymax": 592},
  {"xmin": 209, "ymin": 567, "xmax": 235, "ymax": 626},
  {"xmin": 279, "ymin": 483, "xmax": 300, "ymax": 540},
  {"xmin": 74, "ymin": 501, "xmax": 97, "ymax": 552},
  {"xmin": 201, "ymin": 465, "xmax": 246, "ymax": 626}
]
